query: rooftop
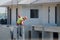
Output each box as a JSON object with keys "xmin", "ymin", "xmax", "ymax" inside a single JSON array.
[{"xmin": 0, "ymin": 0, "xmax": 60, "ymax": 7}]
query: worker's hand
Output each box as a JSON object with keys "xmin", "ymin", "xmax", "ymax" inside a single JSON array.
[{"xmin": 23, "ymin": 17, "xmax": 27, "ymax": 21}]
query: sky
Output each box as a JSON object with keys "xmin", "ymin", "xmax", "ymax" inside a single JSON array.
[
  {"xmin": 0, "ymin": 7, "xmax": 6, "ymax": 13},
  {"xmin": 0, "ymin": 0, "xmax": 11, "ymax": 13}
]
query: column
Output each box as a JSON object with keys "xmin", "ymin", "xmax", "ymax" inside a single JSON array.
[
  {"xmin": 58, "ymin": 32, "xmax": 60, "ymax": 40},
  {"xmin": 50, "ymin": 32, "xmax": 53, "ymax": 40},
  {"xmin": 22, "ymin": 26, "xmax": 25, "ymax": 40},
  {"xmin": 42, "ymin": 31, "xmax": 44, "ymax": 40},
  {"xmin": 57, "ymin": 5, "xmax": 60, "ymax": 26},
  {"xmin": 11, "ymin": 7, "xmax": 16, "ymax": 25},
  {"xmin": 7, "ymin": 7, "xmax": 11, "ymax": 26}
]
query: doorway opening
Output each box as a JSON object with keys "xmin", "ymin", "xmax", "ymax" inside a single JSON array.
[
  {"xmin": 53, "ymin": 32, "xmax": 58, "ymax": 40},
  {"xmin": 0, "ymin": 7, "xmax": 7, "ymax": 25},
  {"xmin": 39, "ymin": 31, "xmax": 42, "ymax": 40},
  {"xmin": 0, "ymin": 7, "xmax": 12, "ymax": 25},
  {"xmin": 36, "ymin": 31, "xmax": 42, "ymax": 40},
  {"xmin": 28, "ymin": 31, "xmax": 31, "ymax": 40}
]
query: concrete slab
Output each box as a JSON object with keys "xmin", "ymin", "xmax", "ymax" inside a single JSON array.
[{"xmin": 0, "ymin": 26, "xmax": 11, "ymax": 40}]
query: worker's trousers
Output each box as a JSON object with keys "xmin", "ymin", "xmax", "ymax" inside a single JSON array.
[{"xmin": 17, "ymin": 25, "xmax": 22, "ymax": 39}]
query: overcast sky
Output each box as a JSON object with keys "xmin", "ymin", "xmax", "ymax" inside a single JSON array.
[{"xmin": 0, "ymin": 0, "xmax": 11, "ymax": 13}]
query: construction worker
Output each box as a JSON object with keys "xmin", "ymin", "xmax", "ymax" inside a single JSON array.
[
  {"xmin": 17, "ymin": 16, "xmax": 27, "ymax": 25},
  {"xmin": 17, "ymin": 16, "xmax": 23, "ymax": 25},
  {"xmin": 17, "ymin": 16, "xmax": 27, "ymax": 39}
]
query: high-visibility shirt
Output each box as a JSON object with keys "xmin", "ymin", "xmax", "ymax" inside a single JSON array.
[{"xmin": 17, "ymin": 17, "xmax": 23, "ymax": 24}]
